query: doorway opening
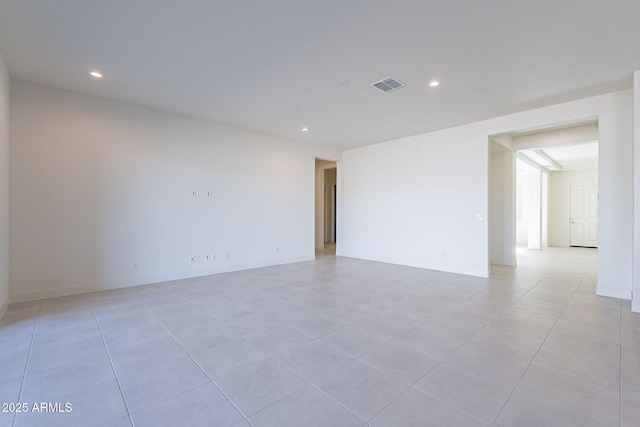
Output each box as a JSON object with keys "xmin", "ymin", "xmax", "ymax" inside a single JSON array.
[
  {"xmin": 315, "ymin": 159, "xmax": 337, "ymax": 256},
  {"xmin": 516, "ymin": 140, "xmax": 599, "ymax": 250},
  {"xmin": 324, "ymin": 168, "xmax": 337, "ymax": 246},
  {"xmin": 489, "ymin": 120, "xmax": 599, "ymax": 272}
]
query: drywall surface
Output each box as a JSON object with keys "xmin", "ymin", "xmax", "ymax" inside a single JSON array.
[
  {"xmin": 516, "ymin": 171, "xmax": 530, "ymax": 246},
  {"xmin": 0, "ymin": 51, "xmax": 9, "ymax": 314},
  {"xmin": 338, "ymin": 125, "xmax": 490, "ymax": 277},
  {"xmin": 9, "ymin": 81, "xmax": 339, "ymax": 302},
  {"xmin": 634, "ymin": 70, "xmax": 640, "ymax": 313},
  {"xmin": 490, "ymin": 150, "xmax": 515, "ymax": 266},
  {"xmin": 548, "ymin": 169, "xmax": 598, "ymax": 248},
  {"xmin": 338, "ymin": 90, "xmax": 633, "ymax": 299}
]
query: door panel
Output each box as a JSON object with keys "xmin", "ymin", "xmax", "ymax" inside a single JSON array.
[{"xmin": 570, "ymin": 180, "xmax": 598, "ymax": 247}]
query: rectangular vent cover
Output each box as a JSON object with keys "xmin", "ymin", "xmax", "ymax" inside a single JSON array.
[{"xmin": 372, "ymin": 77, "xmax": 405, "ymax": 92}]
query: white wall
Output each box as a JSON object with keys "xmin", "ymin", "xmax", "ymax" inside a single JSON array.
[
  {"xmin": 338, "ymin": 125, "xmax": 490, "ymax": 277},
  {"xmin": 9, "ymin": 81, "xmax": 340, "ymax": 302},
  {"xmin": 516, "ymin": 169, "xmax": 549, "ymax": 249},
  {"xmin": 511, "ymin": 123, "xmax": 598, "ymax": 149},
  {"xmin": 634, "ymin": 70, "xmax": 640, "ymax": 313},
  {"xmin": 0, "ymin": 51, "xmax": 9, "ymax": 316},
  {"xmin": 338, "ymin": 90, "xmax": 633, "ymax": 300},
  {"xmin": 541, "ymin": 172, "xmax": 548, "ymax": 248},
  {"xmin": 490, "ymin": 149, "xmax": 515, "ymax": 266},
  {"xmin": 516, "ymin": 171, "xmax": 530, "ymax": 246},
  {"xmin": 527, "ymin": 169, "xmax": 543, "ymax": 250},
  {"xmin": 548, "ymin": 168, "xmax": 598, "ymax": 247}
]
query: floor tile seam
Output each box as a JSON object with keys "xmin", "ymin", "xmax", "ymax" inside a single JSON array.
[
  {"xmin": 137, "ymin": 296, "xmax": 265, "ymax": 425},
  {"xmin": 491, "ymin": 262, "xmax": 598, "ymax": 425},
  {"xmin": 284, "ymin": 319, "xmax": 344, "ymax": 340},
  {"xmin": 13, "ymin": 301, "xmax": 42, "ymax": 427},
  {"xmin": 404, "ymin": 384, "xmax": 492, "ymax": 426},
  {"xmin": 180, "ymin": 277, "xmax": 359, "ymax": 336},
  {"xmin": 174, "ymin": 286, "xmax": 290, "ymax": 337},
  {"xmin": 498, "ymin": 385, "xmax": 619, "ymax": 427},
  {"xmin": 234, "ymin": 342, "xmax": 368, "ymax": 424},
  {"xmin": 487, "ymin": 263, "xmax": 570, "ymax": 333},
  {"xmin": 542, "ymin": 339, "xmax": 621, "ymax": 367},
  {"xmin": 284, "ymin": 300, "xmax": 376, "ymax": 330},
  {"xmin": 398, "ymin": 285, "xmax": 524, "ymax": 368},
  {"xmin": 560, "ymin": 309, "xmax": 623, "ymax": 325},
  {"xmin": 316, "ymin": 330, "xmax": 396, "ymax": 361},
  {"xmin": 392, "ymin": 322, "xmax": 483, "ymax": 362},
  {"xmin": 549, "ymin": 323, "xmax": 623, "ymax": 345},
  {"xmin": 122, "ymin": 382, "xmax": 242, "ymax": 425},
  {"xmin": 536, "ymin": 339, "xmax": 622, "ymax": 366},
  {"xmin": 619, "ymin": 296, "xmax": 623, "ymax": 427},
  {"xmin": 252, "ymin": 343, "xmax": 380, "ymax": 424},
  {"xmin": 243, "ymin": 382, "xmax": 351, "ymax": 425},
  {"xmin": 373, "ymin": 384, "xmax": 493, "ymax": 426},
  {"xmin": 354, "ymin": 350, "xmax": 442, "ymax": 389},
  {"xmin": 91, "ymin": 304, "xmax": 134, "ymax": 425},
  {"xmin": 527, "ymin": 357, "xmax": 621, "ymax": 393},
  {"xmin": 361, "ymin": 327, "xmax": 507, "ymax": 420},
  {"xmin": 427, "ymin": 344, "xmax": 524, "ymax": 388},
  {"xmin": 403, "ymin": 278, "xmax": 496, "ymax": 328}
]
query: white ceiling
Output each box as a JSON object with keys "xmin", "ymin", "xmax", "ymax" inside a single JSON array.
[{"xmin": 1, "ymin": 1, "xmax": 639, "ymax": 150}]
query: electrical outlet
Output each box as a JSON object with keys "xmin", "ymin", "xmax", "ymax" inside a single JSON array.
[
  {"xmin": 212, "ymin": 253, "xmax": 216, "ymax": 260},
  {"xmin": 190, "ymin": 256, "xmax": 196, "ymax": 263},
  {"xmin": 191, "ymin": 190, "xmax": 197, "ymax": 197},
  {"xmin": 226, "ymin": 252, "xmax": 231, "ymax": 259},
  {"xmin": 207, "ymin": 191, "xmax": 212, "ymax": 197},
  {"xmin": 132, "ymin": 262, "xmax": 138, "ymax": 271}
]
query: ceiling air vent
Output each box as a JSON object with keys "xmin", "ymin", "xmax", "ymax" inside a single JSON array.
[{"xmin": 372, "ymin": 77, "xmax": 405, "ymax": 92}]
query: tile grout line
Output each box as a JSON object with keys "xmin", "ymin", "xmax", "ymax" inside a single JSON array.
[
  {"xmin": 11, "ymin": 300, "xmax": 41, "ymax": 427},
  {"xmin": 136, "ymin": 296, "xmax": 258, "ymax": 427},
  {"xmin": 619, "ymin": 297, "xmax": 622, "ymax": 427},
  {"xmin": 489, "ymin": 254, "xmax": 601, "ymax": 426},
  {"xmin": 243, "ymin": 347, "xmax": 370, "ymax": 425},
  {"xmin": 91, "ymin": 304, "xmax": 134, "ymax": 426},
  {"xmin": 174, "ymin": 291, "xmax": 370, "ymax": 425},
  {"xmin": 321, "ymin": 268, "xmax": 532, "ymax": 425},
  {"xmin": 385, "ymin": 257, "xmax": 577, "ymax": 425},
  {"xmin": 319, "ymin": 259, "xmax": 559, "ymax": 424},
  {"xmin": 5, "ymin": 248, "xmax": 617, "ymax": 426}
]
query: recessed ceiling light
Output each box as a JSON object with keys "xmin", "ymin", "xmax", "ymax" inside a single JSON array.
[
  {"xmin": 301, "ymin": 127, "xmax": 309, "ymax": 132},
  {"xmin": 429, "ymin": 80, "xmax": 440, "ymax": 87},
  {"xmin": 89, "ymin": 70, "xmax": 103, "ymax": 78}
]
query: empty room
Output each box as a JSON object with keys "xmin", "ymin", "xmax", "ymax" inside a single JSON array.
[{"xmin": 1, "ymin": 1, "xmax": 640, "ymax": 426}]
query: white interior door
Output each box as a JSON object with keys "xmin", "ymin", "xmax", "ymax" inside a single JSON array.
[{"xmin": 570, "ymin": 180, "xmax": 598, "ymax": 247}]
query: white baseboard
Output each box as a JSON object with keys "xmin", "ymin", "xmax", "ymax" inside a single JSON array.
[
  {"xmin": 335, "ymin": 251, "xmax": 490, "ymax": 278},
  {"xmin": 0, "ymin": 299, "xmax": 9, "ymax": 320},
  {"xmin": 596, "ymin": 286, "xmax": 632, "ymax": 301},
  {"xmin": 10, "ymin": 256, "xmax": 313, "ymax": 303}
]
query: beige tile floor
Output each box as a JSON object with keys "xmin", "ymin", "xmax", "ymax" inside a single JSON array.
[{"xmin": 1, "ymin": 247, "xmax": 639, "ymax": 426}]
